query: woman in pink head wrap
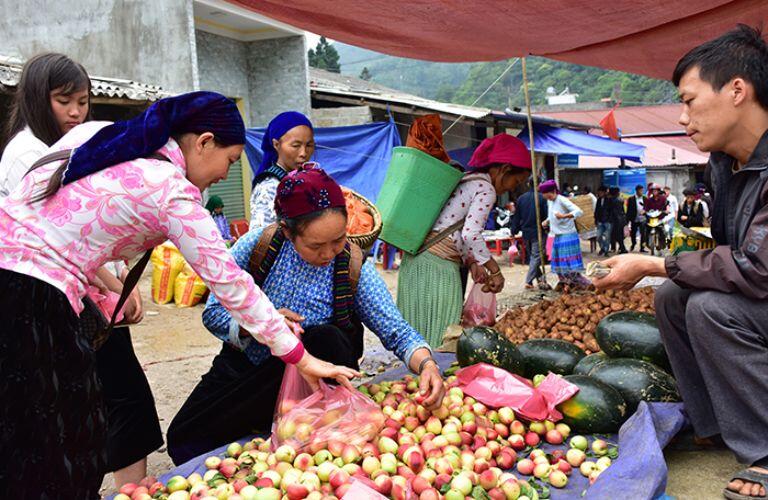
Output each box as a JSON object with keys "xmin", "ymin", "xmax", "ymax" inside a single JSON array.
[{"xmin": 397, "ymin": 134, "xmax": 532, "ymax": 347}]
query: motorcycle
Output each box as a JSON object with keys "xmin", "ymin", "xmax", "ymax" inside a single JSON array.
[{"xmin": 645, "ymin": 209, "xmax": 667, "ymax": 256}]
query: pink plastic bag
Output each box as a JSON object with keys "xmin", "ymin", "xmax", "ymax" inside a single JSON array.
[
  {"xmin": 85, "ymin": 286, "xmax": 125, "ymax": 324},
  {"xmin": 461, "ymin": 283, "xmax": 497, "ymax": 326},
  {"xmin": 271, "ymin": 378, "xmax": 386, "ymax": 452},
  {"xmin": 456, "ymin": 363, "xmax": 579, "ymax": 421}
]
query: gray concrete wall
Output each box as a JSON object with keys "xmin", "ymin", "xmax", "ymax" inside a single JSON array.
[
  {"xmin": 195, "ymin": 30, "xmax": 250, "ymax": 117},
  {"xmin": 0, "ymin": 0, "xmax": 197, "ymax": 93},
  {"xmin": 311, "ymin": 106, "xmax": 372, "ymax": 127},
  {"xmin": 246, "ymin": 36, "xmax": 310, "ymax": 126}
]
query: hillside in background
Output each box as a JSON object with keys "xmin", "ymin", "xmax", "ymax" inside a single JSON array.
[{"xmin": 334, "ymin": 43, "xmax": 677, "ymax": 109}]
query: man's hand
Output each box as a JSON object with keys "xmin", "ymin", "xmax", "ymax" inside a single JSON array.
[
  {"xmin": 417, "ymin": 362, "xmax": 445, "ymax": 411},
  {"xmin": 555, "ymin": 212, "xmax": 568, "ymax": 219},
  {"xmin": 542, "ymin": 219, "xmax": 550, "ymax": 228},
  {"xmin": 592, "ymin": 254, "xmax": 667, "ymax": 291},
  {"xmin": 680, "ymin": 215, "xmax": 688, "ymax": 221}
]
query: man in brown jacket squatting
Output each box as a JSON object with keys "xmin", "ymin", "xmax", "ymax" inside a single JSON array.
[{"xmin": 594, "ymin": 25, "xmax": 768, "ymax": 500}]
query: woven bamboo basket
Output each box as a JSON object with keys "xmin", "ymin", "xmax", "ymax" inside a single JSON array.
[{"xmin": 345, "ymin": 189, "xmax": 382, "ymax": 251}]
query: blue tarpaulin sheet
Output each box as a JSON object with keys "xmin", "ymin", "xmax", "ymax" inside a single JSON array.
[
  {"xmin": 518, "ymin": 124, "xmax": 646, "ymax": 163},
  {"xmin": 141, "ymin": 353, "xmax": 686, "ymax": 500},
  {"xmin": 245, "ymin": 120, "xmax": 401, "ymax": 202}
]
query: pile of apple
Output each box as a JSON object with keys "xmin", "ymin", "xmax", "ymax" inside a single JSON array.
[{"xmin": 116, "ymin": 374, "xmax": 618, "ymax": 500}]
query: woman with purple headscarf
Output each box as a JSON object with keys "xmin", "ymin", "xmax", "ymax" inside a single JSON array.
[
  {"xmin": 249, "ymin": 111, "xmax": 315, "ymax": 230},
  {"xmin": 539, "ymin": 180, "xmax": 591, "ymax": 291}
]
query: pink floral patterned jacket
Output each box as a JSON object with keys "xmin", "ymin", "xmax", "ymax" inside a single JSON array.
[{"xmin": 0, "ymin": 122, "xmax": 301, "ymax": 360}]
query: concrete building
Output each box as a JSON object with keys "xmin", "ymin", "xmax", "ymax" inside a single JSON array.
[{"xmin": 0, "ymin": 0, "xmax": 313, "ymax": 221}]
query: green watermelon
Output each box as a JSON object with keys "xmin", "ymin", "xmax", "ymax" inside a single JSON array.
[
  {"xmin": 557, "ymin": 375, "xmax": 628, "ymax": 434},
  {"xmin": 588, "ymin": 358, "xmax": 681, "ymax": 414},
  {"xmin": 596, "ymin": 311, "xmax": 670, "ymax": 370},
  {"xmin": 573, "ymin": 352, "xmax": 609, "ymax": 376},
  {"xmin": 517, "ymin": 339, "xmax": 586, "ymax": 378},
  {"xmin": 456, "ymin": 326, "xmax": 525, "ymax": 375}
]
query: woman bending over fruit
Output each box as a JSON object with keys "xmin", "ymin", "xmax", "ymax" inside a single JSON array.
[{"xmin": 167, "ymin": 165, "xmax": 445, "ymax": 465}]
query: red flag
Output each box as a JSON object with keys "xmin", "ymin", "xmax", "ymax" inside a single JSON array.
[{"xmin": 600, "ymin": 108, "xmax": 620, "ymax": 140}]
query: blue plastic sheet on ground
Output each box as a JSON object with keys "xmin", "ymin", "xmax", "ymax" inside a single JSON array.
[
  {"xmin": 245, "ymin": 120, "xmax": 401, "ymax": 202},
  {"xmin": 141, "ymin": 353, "xmax": 686, "ymax": 500}
]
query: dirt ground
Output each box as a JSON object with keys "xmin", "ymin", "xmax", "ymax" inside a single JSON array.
[{"xmin": 99, "ymin": 244, "xmax": 741, "ymax": 499}]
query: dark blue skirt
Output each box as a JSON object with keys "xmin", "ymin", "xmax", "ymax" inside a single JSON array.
[{"xmin": 0, "ymin": 269, "xmax": 106, "ymax": 498}]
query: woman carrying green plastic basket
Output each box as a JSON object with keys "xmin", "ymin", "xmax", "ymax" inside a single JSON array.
[{"xmin": 397, "ymin": 134, "xmax": 532, "ymax": 347}]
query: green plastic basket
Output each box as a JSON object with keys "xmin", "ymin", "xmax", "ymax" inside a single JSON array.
[{"xmin": 377, "ymin": 147, "xmax": 463, "ymax": 254}]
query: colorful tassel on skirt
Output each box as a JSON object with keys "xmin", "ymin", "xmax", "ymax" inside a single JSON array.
[{"xmin": 397, "ymin": 251, "xmax": 462, "ymax": 348}]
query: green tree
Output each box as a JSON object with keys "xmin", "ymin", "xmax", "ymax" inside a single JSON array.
[
  {"xmin": 359, "ymin": 66, "xmax": 372, "ymax": 80},
  {"xmin": 308, "ymin": 36, "xmax": 341, "ymax": 73}
]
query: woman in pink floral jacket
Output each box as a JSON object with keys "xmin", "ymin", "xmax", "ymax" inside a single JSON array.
[{"xmin": 0, "ymin": 91, "xmax": 358, "ymax": 498}]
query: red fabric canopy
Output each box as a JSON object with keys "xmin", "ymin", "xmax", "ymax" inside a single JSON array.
[{"xmin": 231, "ymin": 0, "xmax": 766, "ymax": 79}]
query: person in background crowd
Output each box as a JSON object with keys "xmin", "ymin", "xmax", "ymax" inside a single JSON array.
[
  {"xmin": 582, "ymin": 185, "xmax": 597, "ymax": 210},
  {"xmin": 696, "ymin": 182, "xmax": 713, "ymax": 223},
  {"xmin": 678, "ymin": 188, "xmax": 706, "ymax": 228},
  {"xmin": 594, "ymin": 185, "xmax": 612, "ymax": 256},
  {"xmin": 592, "ymin": 25, "xmax": 768, "ymax": 499},
  {"xmin": 664, "ymin": 185, "xmax": 680, "ymax": 236},
  {"xmin": 0, "ymin": 52, "xmax": 162, "ymax": 488},
  {"xmin": 249, "ymin": 111, "xmax": 315, "ymax": 230},
  {"xmin": 397, "ymin": 134, "xmax": 531, "ymax": 347},
  {"xmin": 167, "ymin": 166, "xmax": 444, "ymax": 464},
  {"xmin": 495, "ymin": 201, "xmax": 516, "ymax": 231},
  {"xmin": 0, "ymin": 92, "xmax": 355, "ymax": 498},
  {"xmin": 540, "ymin": 180, "xmax": 590, "ymax": 291},
  {"xmin": 625, "ymin": 184, "xmax": 648, "ymax": 253},
  {"xmin": 644, "ymin": 183, "xmax": 669, "ymax": 247},
  {"xmin": 205, "ymin": 195, "xmax": 236, "ymax": 246},
  {"xmin": 609, "ymin": 186, "xmax": 628, "ymax": 254},
  {"xmin": 510, "ymin": 182, "xmax": 549, "ymax": 290}
]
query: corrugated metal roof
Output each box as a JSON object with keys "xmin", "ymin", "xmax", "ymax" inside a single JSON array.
[
  {"xmin": 0, "ymin": 56, "xmax": 172, "ymax": 102},
  {"xmin": 310, "ymin": 68, "xmax": 593, "ymax": 129},
  {"xmin": 310, "ymin": 68, "xmax": 491, "ymax": 119}
]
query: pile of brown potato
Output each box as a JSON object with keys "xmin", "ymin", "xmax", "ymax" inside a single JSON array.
[{"xmin": 495, "ymin": 287, "xmax": 655, "ymax": 354}]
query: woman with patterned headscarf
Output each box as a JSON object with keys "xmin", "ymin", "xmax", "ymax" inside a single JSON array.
[
  {"xmin": 0, "ymin": 92, "xmax": 354, "ymax": 497},
  {"xmin": 167, "ymin": 165, "xmax": 444, "ymax": 465}
]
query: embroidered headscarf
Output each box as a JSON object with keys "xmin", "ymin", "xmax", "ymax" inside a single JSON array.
[
  {"xmin": 62, "ymin": 91, "xmax": 244, "ymax": 185},
  {"xmin": 274, "ymin": 165, "xmax": 345, "ymax": 219},
  {"xmin": 468, "ymin": 134, "xmax": 532, "ymax": 171},
  {"xmin": 538, "ymin": 179, "xmax": 558, "ymax": 193},
  {"xmin": 258, "ymin": 111, "xmax": 314, "ymax": 175}
]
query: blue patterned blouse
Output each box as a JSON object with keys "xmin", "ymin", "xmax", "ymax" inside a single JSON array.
[{"xmin": 202, "ymin": 227, "xmax": 431, "ymax": 367}]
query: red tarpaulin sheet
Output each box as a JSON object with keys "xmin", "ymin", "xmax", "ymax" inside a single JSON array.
[{"xmin": 230, "ymin": 0, "xmax": 767, "ymax": 79}]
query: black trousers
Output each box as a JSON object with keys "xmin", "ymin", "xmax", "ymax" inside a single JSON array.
[
  {"xmin": 630, "ymin": 219, "xmax": 646, "ymax": 248},
  {"xmin": 656, "ymin": 281, "xmax": 768, "ymax": 464},
  {"xmin": 0, "ymin": 270, "xmax": 105, "ymax": 499},
  {"xmin": 167, "ymin": 324, "xmax": 362, "ymax": 465},
  {"xmin": 96, "ymin": 327, "xmax": 163, "ymax": 471}
]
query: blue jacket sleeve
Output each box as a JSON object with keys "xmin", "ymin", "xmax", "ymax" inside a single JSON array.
[
  {"xmin": 354, "ymin": 261, "xmax": 431, "ymax": 366},
  {"xmin": 202, "ymin": 227, "xmax": 264, "ymax": 347}
]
